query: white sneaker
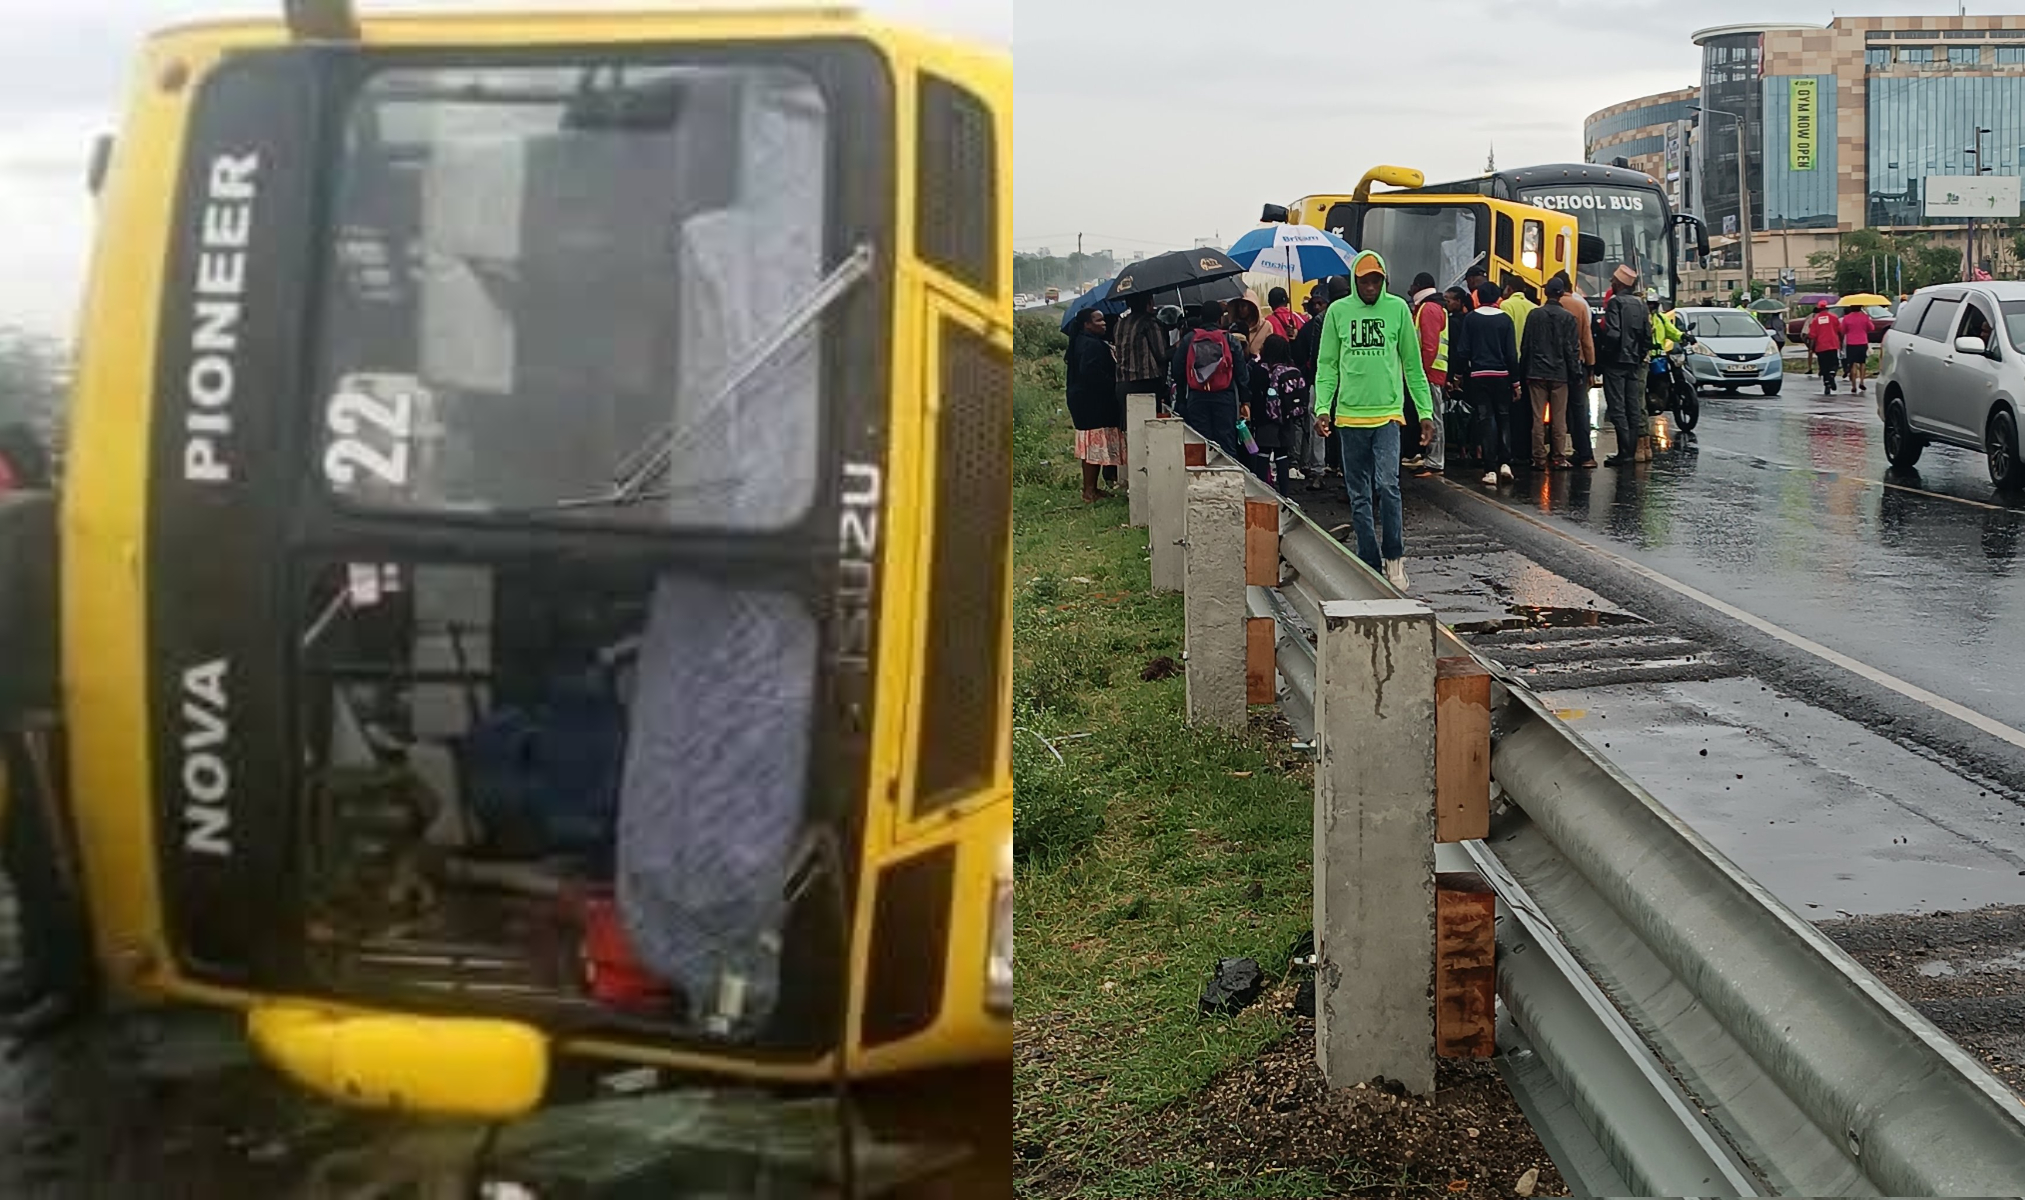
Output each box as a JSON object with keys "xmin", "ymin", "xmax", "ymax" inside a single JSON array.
[
  {"xmin": 1287, "ymin": 466, "xmax": 1306, "ymax": 481},
  {"xmin": 1480, "ymin": 470, "xmax": 1498, "ymax": 485},
  {"xmin": 1384, "ymin": 558, "xmax": 1410, "ymax": 590},
  {"xmin": 1498, "ymin": 464, "xmax": 1515, "ymax": 482}
]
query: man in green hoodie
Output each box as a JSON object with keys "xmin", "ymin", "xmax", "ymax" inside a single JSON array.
[{"xmin": 1312, "ymin": 250, "xmax": 1434, "ymax": 589}]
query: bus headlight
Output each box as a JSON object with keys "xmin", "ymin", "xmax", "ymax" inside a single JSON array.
[
  {"xmin": 987, "ymin": 837, "xmax": 1012, "ymax": 1015},
  {"xmin": 1521, "ymin": 220, "xmax": 1542, "ymax": 271}
]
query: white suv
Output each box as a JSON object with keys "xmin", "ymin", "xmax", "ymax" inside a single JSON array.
[{"xmin": 1877, "ymin": 281, "xmax": 2025, "ymax": 488}]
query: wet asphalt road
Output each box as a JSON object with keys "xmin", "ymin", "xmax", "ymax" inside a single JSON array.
[
  {"xmin": 1479, "ymin": 380, "xmax": 2025, "ymax": 738},
  {"xmin": 1302, "ymin": 383, "xmax": 2025, "ymax": 910},
  {"xmin": 1301, "ymin": 381, "xmax": 2025, "ymax": 1090}
]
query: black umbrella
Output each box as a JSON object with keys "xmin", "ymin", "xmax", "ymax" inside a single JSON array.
[
  {"xmin": 1066, "ymin": 275, "xmax": 1246, "ymax": 332},
  {"xmin": 1165, "ymin": 276, "xmax": 1248, "ymax": 307},
  {"xmin": 1102, "ymin": 248, "xmax": 1247, "ymax": 302}
]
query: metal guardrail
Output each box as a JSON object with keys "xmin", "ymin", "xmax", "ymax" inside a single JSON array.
[{"xmin": 1172, "ymin": 421, "xmax": 2025, "ymax": 1195}]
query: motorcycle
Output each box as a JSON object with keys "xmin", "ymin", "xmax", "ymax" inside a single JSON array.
[{"xmin": 1647, "ymin": 347, "xmax": 1701, "ymax": 432}]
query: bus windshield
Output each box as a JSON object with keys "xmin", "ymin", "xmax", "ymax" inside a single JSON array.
[
  {"xmin": 1516, "ymin": 183, "xmax": 1669, "ymax": 301},
  {"xmin": 314, "ymin": 61, "xmax": 848, "ymax": 532},
  {"xmin": 1328, "ymin": 203, "xmax": 1483, "ymax": 297}
]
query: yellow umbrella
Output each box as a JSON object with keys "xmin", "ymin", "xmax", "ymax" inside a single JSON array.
[{"xmin": 1837, "ymin": 292, "xmax": 1890, "ymax": 308}]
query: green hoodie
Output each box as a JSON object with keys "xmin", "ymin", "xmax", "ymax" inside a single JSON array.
[{"xmin": 1313, "ymin": 250, "xmax": 1433, "ymax": 428}]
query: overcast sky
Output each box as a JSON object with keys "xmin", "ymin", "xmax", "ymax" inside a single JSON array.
[
  {"xmin": 0, "ymin": 0, "xmax": 1009, "ymax": 338},
  {"xmin": 1015, "ymin": 0, "xmax": 2001, "ymax": 262}
]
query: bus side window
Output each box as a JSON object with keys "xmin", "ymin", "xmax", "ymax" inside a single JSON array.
[{"xmin": 1494, "ymin": 211, "xmax": 1514, "ymax": 265}]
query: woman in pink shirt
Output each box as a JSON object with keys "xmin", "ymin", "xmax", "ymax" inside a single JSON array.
[{"xmin": 1839, "ymin": 307, "xmax": 1877, "ymax": 395}]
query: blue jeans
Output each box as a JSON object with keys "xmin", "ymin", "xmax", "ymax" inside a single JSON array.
[{"xmin": 1337, "ymin": 422, "xmax": 1403, "ymax": 570}]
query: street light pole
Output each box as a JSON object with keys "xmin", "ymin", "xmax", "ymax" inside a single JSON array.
[
  {"xmin": 1691, "ymin": 103, "xmax": 1751, "ymax": 298},
  {"xmin": 1967, "ymin": 127, "xmax": 1991, "ymax": 280}
]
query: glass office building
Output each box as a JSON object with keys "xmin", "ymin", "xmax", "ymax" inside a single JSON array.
[
  {"xmin": 1582, "ymin": 87, "xmax": 1703, "ymax": 229},
  {"xmin": 1761, "ymin": 72, "xmax": 1839, "ymax": 229},
  {"xmin": 1698, "ymin": 30, "xmax": 1768, "ymax": 233},
  {"xmin": 1664, "ymin": 18, "xmax": 2025, "ymax": 238},
  {"xmin": 1867, "ymin": 75, "xmax": 2025, "ymax": 226}
]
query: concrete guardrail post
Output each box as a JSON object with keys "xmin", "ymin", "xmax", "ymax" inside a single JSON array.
[
  {"xmin": 1245, "ymin": 498, "xmax": 1280, "ymax": 705},
  {"xmin": 1312, "ymin": 597, "xmax": 1438, "ymax": 1095},
  {"xmin": 1125, "ymin": 392, "xmax": 1157, "ymax": 529},
  {"xmin": 1183, "ymin": 466, "xmax": 1247, "ymax": 729},
  {"xmin": 1144, "ymin": 417, "xmax": 1185, "ymax": 593}
]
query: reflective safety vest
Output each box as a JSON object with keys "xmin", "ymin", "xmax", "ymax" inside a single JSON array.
[
  {"xmin": 1415, "ymin": 298, "xmax": 1448, "ymax": 376},
  {"xmin": 1650, "ymin": 308, "xmax": 1681, "ymax": 357}
]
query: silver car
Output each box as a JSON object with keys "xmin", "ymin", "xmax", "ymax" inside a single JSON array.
[
  {"xmin": 1675, "ymin": 307, "xmax": 1784, "ymax": 396},
  {"xmin": 1876, "ymin": 281, "xmax": 2025, "ymax": 489}
]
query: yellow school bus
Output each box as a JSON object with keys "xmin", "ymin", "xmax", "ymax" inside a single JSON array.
[
  {"xmin": 1263, "ymin": 165, "xmax": 1586, "ymax": 308},
  {"xmin": 0, "ymin": 0, "xmax": 1010, "ymax": 1117}
]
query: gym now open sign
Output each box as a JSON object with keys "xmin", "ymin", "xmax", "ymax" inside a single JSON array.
[{"xmin": 1790, "ymin": 77, "xmax": 1818, "ymax": 172}]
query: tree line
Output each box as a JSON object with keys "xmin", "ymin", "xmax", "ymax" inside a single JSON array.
[
  {"xmin": 1804, "ymin": 222, "xmax": 2025, "ymax": 297},
  {"xmin": 1013, "ymin": 250, "xmax": 1119, "ymax": 296}
]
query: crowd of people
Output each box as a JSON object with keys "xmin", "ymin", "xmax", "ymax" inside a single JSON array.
[{"xmin": 1061, "ymin": 258, "xmax": 1679, "ymax": 584}]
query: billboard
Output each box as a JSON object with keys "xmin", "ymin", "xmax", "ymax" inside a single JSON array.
[
  {"xmin": 1789, "ymin": 77, "xmax": 1817, "ymax": 171},
  {"xmin": 1924, "ymin": 175, "xmax": 2022, "ymax": 218}
]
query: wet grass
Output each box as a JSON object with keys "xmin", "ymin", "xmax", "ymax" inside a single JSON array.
[{"xmin": 1011, "ymin": 352, "xmax": 1323, "ymax": 1196}]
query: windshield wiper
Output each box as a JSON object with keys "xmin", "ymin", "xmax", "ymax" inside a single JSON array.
[
  {"xmin": 605, "ymin": 242, "xmax": 877, "ymax": 504},
  {"xmin": 487, "ymin": 474, "xmax": 741, "ymax": 519},
  {"xmin": 1444, "ymin": 251, "xmax": 1488, "ymax": 292}
]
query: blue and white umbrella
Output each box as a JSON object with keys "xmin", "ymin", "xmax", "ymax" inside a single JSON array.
[{"xmin": 1226, "ymin": 224, "xmax": 1360, "ymax": 285}]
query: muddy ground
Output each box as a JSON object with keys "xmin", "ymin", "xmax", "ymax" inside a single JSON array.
[{"xmin": 1181, "ymin": 1019, "xmax": 1566, "ymax": 1198}]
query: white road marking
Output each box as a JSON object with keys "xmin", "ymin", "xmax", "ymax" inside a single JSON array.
[
  {"xmin": 1691, "ymin": 438, "xmax": 2019, "ymax": 515},
  {"xmin": 1443, "ymin": 479, "xmax": 2025, "ymax": 754}
]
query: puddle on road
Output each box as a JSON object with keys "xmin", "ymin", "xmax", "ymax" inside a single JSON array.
[
  {"xmin": 1407, "ymin": 551, "xmax": 1644, "ymax": 633},
  {"xmin": 1917, "ymin": 950, "xmax": 2025, "ymax": 980},
  {"xmin": 1450, "ymin": 604, "xmax": 1649, "ymax": 634},
  {"xmin": 1516, "ymin": 653, "xmax": 1701, "ymax": 676}
]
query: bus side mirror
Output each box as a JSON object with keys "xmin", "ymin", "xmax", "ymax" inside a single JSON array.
[
  {"xmin": 1260, "ymin": 203, "xmax": 1290, "ymax": 224},
  {"xmin": 1694, "ymin": 219, "xmax": 1710, "ymax": 258},
  {"xmin": 1576, "ymin": 233, "xmax": 1606, "ymax": 266}
]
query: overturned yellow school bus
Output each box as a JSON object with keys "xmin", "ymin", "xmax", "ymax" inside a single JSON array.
[
  {"xmin": 3, "ymin": 0, "xmax": 1010, "ymax": 1116},
  {"xmin": 1262, "ymin": 165, "xmax": 1588, "ymax": 308}
]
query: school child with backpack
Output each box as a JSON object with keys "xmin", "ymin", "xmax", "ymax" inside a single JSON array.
[
  {"xmin": 1247, "ymin": 334, "xmax": 1309, "ymax": 495},
  {"xmin": 1167, "ymin": 298, "xmax": 1250, "ymax": 460}
]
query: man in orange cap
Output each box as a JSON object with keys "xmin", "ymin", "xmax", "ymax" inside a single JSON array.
[{"xmin": 1311, "ymin": 250, "xmax": 1433, "ymax": 588}]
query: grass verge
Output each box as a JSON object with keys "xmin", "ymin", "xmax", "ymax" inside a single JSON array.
[{"xmin": 1011, "ymin": 346, "xmax": 1323, "ymax": 1196}]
